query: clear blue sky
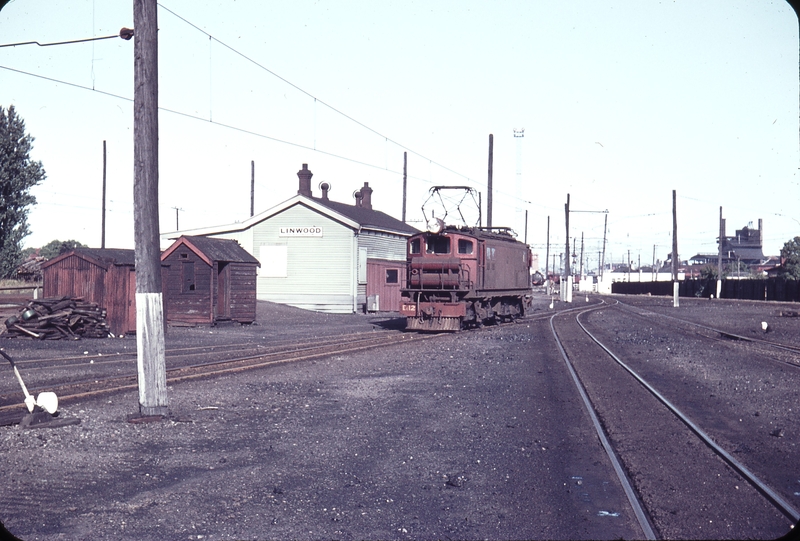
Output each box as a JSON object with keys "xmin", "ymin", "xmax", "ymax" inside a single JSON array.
[{"xmin": 1, "ymin": 0, "xmax": 798, "ymax": 270}]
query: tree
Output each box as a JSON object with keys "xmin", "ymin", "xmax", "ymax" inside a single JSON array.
[
  {"xmin": 37, "ymin": 239, "xmax": 88, "ymax": 260},
  {"xmin": 778, "ymin": 236, "xmax": 800, "ymax": 280},
  {"xmin": 0, "ymin": 106, "xmax": 46, "ymax": 278}
]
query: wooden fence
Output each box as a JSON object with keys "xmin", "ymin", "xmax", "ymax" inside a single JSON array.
[{"xmin": 611, "ymin": 278, "xmax": 800, "ymax": 303}]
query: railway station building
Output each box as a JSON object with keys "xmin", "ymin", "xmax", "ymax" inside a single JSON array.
[{"xmin": 161, "ymin": 164, "xmax": 418, "ymax": 314}]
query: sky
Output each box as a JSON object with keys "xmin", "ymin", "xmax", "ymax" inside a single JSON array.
[{"xmin": 1, "ymin": 0, "xmax": 798, "ymax": 272}]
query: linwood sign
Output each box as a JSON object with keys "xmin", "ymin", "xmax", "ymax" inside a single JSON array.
[{"xmin": 279, "ymin": 226, "xmax": 323, "ymax": 237}]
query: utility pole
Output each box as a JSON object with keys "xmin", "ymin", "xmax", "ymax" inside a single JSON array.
[
  {"xmin": 652, "ymin": 244, "xmax": 657, "ymax": 282},
  {"xmin": 579, "ymin": 232, "xmax": 584, "ymax": 278},
  {"xmin": 133, "ymin": 0, "xmax": 168, "ymax": 417},
  {"xmin": 402, "ymin": 151, "xmax": 407, "ymax": 223},
  {"xmin": 671, "ymin": 190, "xmax": 679, "ymax": 281},
  {"xmin": 250, "ymin": 160, "xmax": 255, "ymax": 217},
  {"xmin": 601, "ymin": 213, "xmax": 608, "ymax": 280},
  {"xmin": 628, "ymin": 249, "xmax": 631, "ymax": 282},
  {"xmin": 672, "ymin": 189, "xmax": 679, "ymax": 307},
  {"xmin": 545, "ymin": 216, "xmax": 550, "ymax": 291},
  {"xmin": 101, "ymin": 140, "xmax": 107, "ymax": 249},
  {"xmin": 564, "ymin": 194, "xmax": 571, "ymax": 301},
  {"xmin": 172, "ymin": 207, "xmax": 183, "ymax": 231},
  {"xmin": 524, "ymin": 210, "xmax": 528, "ymax": 245},
  {"xmin": 487, "ymin": 134, "xmax": 493, "ymax": 229},
  {"xmin": 716, "ymin": 206, "xmax": 725, "ymax": 299}
]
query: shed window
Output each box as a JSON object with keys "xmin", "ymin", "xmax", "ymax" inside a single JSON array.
[
  {"xmin": 182, "ymin": 261, "xmax": 196, "ymax": 292},
  {"xmin": 385, "ymin": 269, "xmax": 399, "ymax": 284},
  {"xmin": 409, "ymin": 239, "xmax": 421, "ymax": 255},
  {"xmin": 425, "ymin": 236, "xmax": 450, "ymax": 254},
  {"xmin": 458, "ymin": 239, "xmax": 474, "ymax": 254}
]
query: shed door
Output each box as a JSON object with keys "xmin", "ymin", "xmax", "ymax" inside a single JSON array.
[{"xmin": 217, "ymin": 262, "xmax": 230, "ymax": 319}]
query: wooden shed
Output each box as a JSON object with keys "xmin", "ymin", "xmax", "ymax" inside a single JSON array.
[
  {"xmin": 161, "ymin": 235, "xmax": 260, "ymax": 325},
  {"xmin": 41, "ymin": 249, "xmax": 138, "ymax": 336}
]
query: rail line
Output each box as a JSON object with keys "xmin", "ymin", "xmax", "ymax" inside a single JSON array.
[
  {"xmin": 550, "ymin": 304, "xmax": 799, "ymax": 537},
  {"xmin": 612, "ymin": 300, "xmax": 800, "ymax": 368},
  {"xmin": 0, "ymin": 331, "xmax": 434, "ymax": 413}
]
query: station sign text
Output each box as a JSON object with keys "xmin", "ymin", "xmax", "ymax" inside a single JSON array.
[{"xmin": 279, "ymin": 226, "xmax": 323, "ymax": 237}]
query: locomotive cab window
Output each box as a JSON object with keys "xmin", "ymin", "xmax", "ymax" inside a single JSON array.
[
  {"xmin": 457, "ymin": 239, "xmax": 474, "ymax": 254},
  {"xmin": 409, "ymin": 239, "xmax": 421, "ymax": 254},
  {"xmin": 426, "ymin": 236, "xmax": 450, "ymax": 254},
  {"xmin": 386, "ymin": 269, "xmax": 399, "ymax": 284}
]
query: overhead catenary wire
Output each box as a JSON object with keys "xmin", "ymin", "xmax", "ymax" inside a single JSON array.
[
  {"xmin": 0, "ymin": 63, "xmax": 534, "ymax": 208},
  {"xmin": 156, "ymin": 3, "xmax": 478, "ymax": 187},
  {"xmin": 0, "ymin": 29, "xmax": 133, "ymax": 48},
  {"xmin": 1, "ymin": 14, "xmax": 540, "ymax": 212}
]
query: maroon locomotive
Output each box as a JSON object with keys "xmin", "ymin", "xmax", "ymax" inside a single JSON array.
[{"xmin": 399, "ymin": 221, "xmax": 533, "ymax": 331}]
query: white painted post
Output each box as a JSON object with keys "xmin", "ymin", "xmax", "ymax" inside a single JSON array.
[
  {"xmin": 673, "ymin": 281, "xmax": 680, "ymax": 307},
  {"xmin": 136, "ymin": 293, "xmax": 167, "ymax": 414}
]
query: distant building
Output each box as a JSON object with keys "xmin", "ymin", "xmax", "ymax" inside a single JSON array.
[{"xmin": 689, "ymin": 218, "xmax": 767, "ymax": 271}]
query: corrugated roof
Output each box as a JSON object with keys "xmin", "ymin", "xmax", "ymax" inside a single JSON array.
[
  {"xmin": 179, "ymin": 236, "xmax": 260, "ymax": 264},
  {"xmin": 312, "ymin": 198, "xmax": 419, "ymax": 235}
]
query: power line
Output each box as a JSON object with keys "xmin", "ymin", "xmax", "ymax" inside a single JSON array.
[
  {"xmin": 0, "ymin": 28, "xmax": 134, "ymax": 48},
  {"xmin": 156, "ymin": 3, "xmax": 477, "ymax": 186}
]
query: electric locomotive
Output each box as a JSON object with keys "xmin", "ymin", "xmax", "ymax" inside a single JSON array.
[{"xmin": 399, "ymin": 219, "xmax": 532, "ymax": 331}]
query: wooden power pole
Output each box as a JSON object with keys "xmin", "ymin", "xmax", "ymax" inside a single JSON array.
[
  {"xmin": 545, "ymin": 215, "xmax": 550, "ymax": 288},
  {"xmin": 133, "ymin": 0, "xmax": 168, "ymax": 417},
  {"xmin": 250, "ymin": 160, "xmax": 255, "ymax": 217},
  {"xmin": 402, "ymin": 151, "xmax": 407, "ymax": 223},
  {"xmin": 101, "ymin": 140, "xmax": 107, "ymax": 249},
  {"xmin": 487, "ymin": 134, "xmax": 493, "ymax": 229},
  {"xmin": 671, "ymin": 189, "xmax": 679, "ymax": 282},
  {"xmin": 564, "ymin": 193, "xmax": 570, "ymax": 280}
]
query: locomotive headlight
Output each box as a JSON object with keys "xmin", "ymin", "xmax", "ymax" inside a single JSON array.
[{"xmin": 426, "ymin": 217, "xmax": 444, "ymax": 234}]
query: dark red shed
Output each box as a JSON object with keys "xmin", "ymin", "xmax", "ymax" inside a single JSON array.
[
  {"xmin": 161, "ymin": 236, "xmax": 259, "ymax": 325},
  {"xmin": 41, "ymin": 249, "xmax": 138, "ymax": 336}
]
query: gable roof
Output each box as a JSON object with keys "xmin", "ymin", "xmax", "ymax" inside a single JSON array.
[
  {"xmin": 42, "ymin": 248, "xmax": 136, "ymax": 270},
  {"xmin": 161, "ymin": 236, "xmax": 260, "ymax": 267},
  {"xmin": 162, "ymin": 194, "xmax": 419, "ymax": 240},
  {"xmin": 312, "ymin": 197, "xmax": 418, "ymax": 235}
]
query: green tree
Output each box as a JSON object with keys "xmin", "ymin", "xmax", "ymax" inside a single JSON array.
[
  {"xmin": 0, "ymin": 106, "xmax": 46, "ymax": 277},
  {"xmin": 38, "ymin": 239, "xmax": 88, "ymax": 260},
  {"xmin": 699, "ymin": 264, "xmax": 720, "ymax": 280},
  {"xmin": 778, "ymin": 236, "xmax": 800, "ymax": 280}
]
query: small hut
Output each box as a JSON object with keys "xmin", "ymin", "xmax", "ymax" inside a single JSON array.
[
  {"xmin": 161, "ymin": 236, "xmax": 259, "ymax": 325},
  {"xmin": 41, "ymin": 249, "xmax": 138, "ymax": 336}
]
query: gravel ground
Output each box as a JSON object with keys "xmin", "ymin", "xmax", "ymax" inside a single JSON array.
[
  {"xmin": 2, "ymin": 294, "xmax": 797, "ymax": 540},
  {"xmin": 0, "ymin": 295, "xmax": 649, "ymax": 541},
  {"xmin": 564, "ymin": 306, "xmax": 796, "ymax": 539}
]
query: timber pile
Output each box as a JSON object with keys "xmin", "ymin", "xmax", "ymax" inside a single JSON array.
[{"xmin": 2, "ymin": 296, "xmax": 110, "ymax": 340}]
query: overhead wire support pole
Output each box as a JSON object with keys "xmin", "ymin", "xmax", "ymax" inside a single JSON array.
[
  {"xmin": 101, "ymin": 140, "xmax": 107, "ymax": 249},
  {"xmin": 172, "ymin": 207, "xmax": 183, "ymax": 231},
  {"xmin": 133, "ymin": 0, "xmax": 168, "ymax": 418},
  {"xmin": 250, "ymin": 160, "xmax": 255, "ymax": 217},
  {"xmin": 565, "ymin": 194, "xmax": 571, "ymax": 302}
]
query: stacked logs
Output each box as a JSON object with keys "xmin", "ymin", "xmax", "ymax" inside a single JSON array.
[{"xmin": 3, "ymin": 297, "xmax": 110, "ymax": 339}]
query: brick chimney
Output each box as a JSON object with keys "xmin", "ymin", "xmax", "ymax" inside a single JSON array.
[
  {"xmin": 297, "ymin": 164, "xmax": 313, "ymax": 197},
  {"xmin": 360, "ymin": 182, "xmax": 373, "ymax": 210},
  {"xmin": 320, "ymin": 182, "xmax": 330, "ymax": 201}
]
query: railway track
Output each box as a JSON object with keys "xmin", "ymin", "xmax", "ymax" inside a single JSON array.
[
  {"xmin": 550, "ymin": 303, "xmax": 799, "ymax": 539},
  {"xmin": 613, "ymin": 299, "xmax": 800, "ymax": 367},
  {"xmin": 0, "ymin": 330, "xmax": 434, "ymax": 413}
]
